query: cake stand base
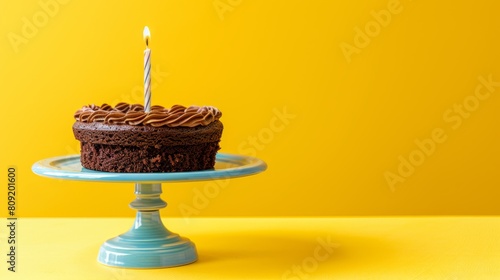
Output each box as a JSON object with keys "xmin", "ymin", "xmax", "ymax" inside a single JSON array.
[
  {"xmin": 97, "ymin": 183, "xmax": 197, "ymax": 268},
  {"xmin": 98, "ymin": 211, "xmax": 197, "ymax": 268}
]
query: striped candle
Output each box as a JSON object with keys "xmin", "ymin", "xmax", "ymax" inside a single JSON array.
[{"xmin": 143, "ymin": 26, "xmax": 152, "ymax": 113}]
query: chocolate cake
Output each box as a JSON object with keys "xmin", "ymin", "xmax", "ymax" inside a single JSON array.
[{"xmin": 72, "ymin": 103, "xmax": 223, "ymax": 173}]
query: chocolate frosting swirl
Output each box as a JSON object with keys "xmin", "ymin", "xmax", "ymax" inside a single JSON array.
[{"xmin": 74, "ymin": 103, "xmax": 222, "ymax": 127}]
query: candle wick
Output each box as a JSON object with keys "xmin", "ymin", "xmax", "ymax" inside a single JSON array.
[{"xmin": 146, "ymin": 38, "xmax": 149, "ymax": 47}]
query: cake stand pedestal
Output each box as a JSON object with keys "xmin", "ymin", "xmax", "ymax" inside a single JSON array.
[{"xmin": 32, "ymin": 153, "xmax": 266, "ymax": 269}]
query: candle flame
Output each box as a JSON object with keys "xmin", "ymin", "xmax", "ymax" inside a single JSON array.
[{"xmin": 143, "ymin": 26, "xmax": 151, "ymax": 47}]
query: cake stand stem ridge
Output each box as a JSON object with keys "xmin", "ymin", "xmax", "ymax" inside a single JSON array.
[{"xmin": 130, "ymin": 183, "xmax": 167, "ymax": 210}]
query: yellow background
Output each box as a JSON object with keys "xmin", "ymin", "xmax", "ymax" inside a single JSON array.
[{"xmin": 1, "ymin": 0, "xmax": 499, "ymax": 217}]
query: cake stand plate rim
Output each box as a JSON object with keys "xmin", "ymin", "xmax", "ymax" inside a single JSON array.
[{"xmin": 31, "ymin": 153, "xmax": 267, "ymax": 183}]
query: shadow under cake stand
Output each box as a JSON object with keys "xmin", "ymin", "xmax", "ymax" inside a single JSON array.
[{"xmin": 32, "ymin": 153, "xmax": 267, "ymax": 269}]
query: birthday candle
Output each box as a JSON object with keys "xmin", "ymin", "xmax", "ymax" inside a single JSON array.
[{"xmin": 143, "ymin": 26, "xmax": 151, "ymax": 113}]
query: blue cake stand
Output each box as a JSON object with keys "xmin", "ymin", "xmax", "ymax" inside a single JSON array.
[{"xmin": 32, "ymin": 153, "xmax": 266, "ymax": 269}]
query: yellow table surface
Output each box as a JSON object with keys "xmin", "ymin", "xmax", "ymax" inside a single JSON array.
[{"xmin": 1, "ymin": 217, "xmax": 499, "ymax": 279}]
